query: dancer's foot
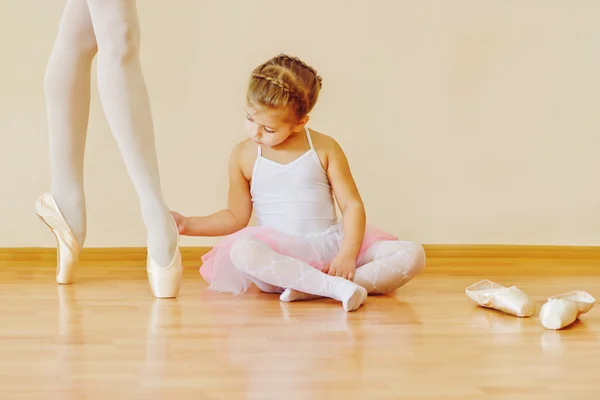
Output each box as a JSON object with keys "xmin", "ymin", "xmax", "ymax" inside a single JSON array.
[
  {"xmin": 146, "ymin": 209, "xmax": 179, "ymax": 267},
  {"xmin": 146, "ymin": 217, "xmax": 183, "ymax": 298},
  {"xmin": 35, "ymin": 193, "xmax": 82, "ymax": 284}
]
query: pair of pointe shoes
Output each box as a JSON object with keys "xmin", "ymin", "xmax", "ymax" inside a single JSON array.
[
  {"xmin": 35, "ymin": 193, "xmax": 182, "ymax": 298},
  {"xmin": 466, "ymin": 280, "xmax": 596, "ymax": 330}
]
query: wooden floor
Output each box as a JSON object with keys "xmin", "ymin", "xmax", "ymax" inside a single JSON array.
[{"xmin": 1, "ymin": 259, "xmax": 599, "ymax": 399}]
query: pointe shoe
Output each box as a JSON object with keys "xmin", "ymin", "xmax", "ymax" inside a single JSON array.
[
  {"xmin": 465, "ymin": 279, "xmax": 536, "ymax": 317},
  {"xmin": 35, "ymin": 193, "xmax": 81, "ymax": 285},
  {"xmin": 539, "ymin": 291, "xmax": 596, "ymax": 330},
  {"xmin": 146, "ymin": 219, "xmax": 183, "ymax": 299}
]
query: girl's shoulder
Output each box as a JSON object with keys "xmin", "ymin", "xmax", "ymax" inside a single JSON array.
[
  {"xmin": 308, "ymin": 128, "xmax": 346, "ymax": 171},
  {"xmin": 230, "ymin": 138, "xmax": 259, "ymax": 181},
  {"xmin": 308, "ymin": 128, "xmax": 338, "ymax": 150},
  {"xmin": 232, "ymin": 138, "xmax": 257, "ymax": 156}
]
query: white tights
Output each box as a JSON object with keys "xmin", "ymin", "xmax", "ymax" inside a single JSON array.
[
  {"xmin": 44, "ymin": 0, "xmax": 177, "ymax": 266},
  {"xmin": 230, "ymin": 238, "xmax": 426, "ymax": 306}
]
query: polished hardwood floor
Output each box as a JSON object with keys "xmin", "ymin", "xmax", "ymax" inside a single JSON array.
[{"xmin": 1, "ymin": 258, "xmax": 599, "ymax": 399}]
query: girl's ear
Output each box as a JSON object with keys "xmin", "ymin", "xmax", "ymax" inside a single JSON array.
[{"xmin": 293, "ymin": 115, "xmax": 310, "ymax": 132}]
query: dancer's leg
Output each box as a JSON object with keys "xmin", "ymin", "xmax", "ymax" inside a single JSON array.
[
  {"xmin": 281, "ymin": 240, "xmax": 426, "ymax": 301},
  {"xmin": 45, "ymin": 0, "xmax": 98, "ymax": 246},
  {"xmin": 230, "ymin": 237, "xmax": 367, "ymax": 311},
  {"xmin": 85, "ymin": 0, "xmax": 177, "ymax": 266}
]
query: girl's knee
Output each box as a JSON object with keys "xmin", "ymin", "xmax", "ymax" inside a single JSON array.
[
  {"xmin": 230, "ymin": 237, "xmax": 252, "ymax": 272},
  {"xmin": 380, "ymin": 240, "xmax": 426, "ymax": 275},
  {"xmin": 384, "ymin": 241, "xmax": 426, "ymax": 282},
  {"xmin": 230, "ymin": 237, "xmax": 268, "ymax": 273},
  {"xmin": 409, "ymin": 243, "xmax": 426, "ymax": 276}
]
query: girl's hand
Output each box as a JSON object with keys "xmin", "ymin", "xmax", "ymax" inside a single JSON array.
[
  {"xmin": 170, "ymin": 211, "xmax": 189, "ymax": 235},
  {"xmin": 323, "ymin": 252, "xmax": 357, "ymax": 281}
]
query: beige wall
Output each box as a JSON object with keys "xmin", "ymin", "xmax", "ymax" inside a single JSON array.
[{"xmin": 1, "ymin": 0, "xmax": 599, "ymax": 248}]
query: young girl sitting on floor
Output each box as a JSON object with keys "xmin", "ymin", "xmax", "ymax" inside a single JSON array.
[{"xmin": 171, "ymin": 54, "xmax": 426, "ymax": 311}]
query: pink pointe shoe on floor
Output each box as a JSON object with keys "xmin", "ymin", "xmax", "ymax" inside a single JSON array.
[
  {"xmin": 146, "ymin": 218, "xmax": 183, "ymax": 299},
  {"xmin": 35, "ymin": 193, "xmax": 81, "ymax": 285}
]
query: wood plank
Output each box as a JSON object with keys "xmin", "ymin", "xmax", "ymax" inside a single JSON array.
[
  {"xmin": 425, "ymin": 244, "xmax": 600, "ymax": 259},
  {"xmin": 0, "ymin": 260, "xmax": 598, "ymax": 398},
  {"xmin": 2, "ymin": 245, "xmax": 600, "ymax": 268},
  {"xmin": 0, "ymin": 247, "xmax": 210, "ymax": 268}
]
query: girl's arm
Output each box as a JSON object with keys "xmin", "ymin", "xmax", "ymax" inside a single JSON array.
[
  {"xmin": 326, "ymin": 139, "xmax": 366, "ymax": 260},
  {"xmin": 172, "ymin": 143, "xmax": 253, "ymax": 236}
]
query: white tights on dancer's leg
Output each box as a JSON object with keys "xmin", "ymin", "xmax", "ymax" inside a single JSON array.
[
  {"xmin": 280, "ymin": 240, "xmax": 426, "ymax": 302},
  {"xmin": 230, "ymin": 238, "xmax": 368, "ymax": 312},
  {"xmin": 45, "ymin": 0, "xmax": 177, "ymax": 266},
  {"xmin": 87, "ymin": 0, "xmax": 177, "ymax": 265},
  {"xmin": 45, "ymin": 0, "xmax": 96, "ymax": 246}
]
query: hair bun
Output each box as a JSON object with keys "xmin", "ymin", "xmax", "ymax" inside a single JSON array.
[{"xmin": 248, "ymin": 54, "xmax": 322, "ymax": 119}]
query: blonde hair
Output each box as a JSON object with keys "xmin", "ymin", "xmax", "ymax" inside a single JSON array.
[{"xmin": 247, "ymin": 54, "xmax": 323, "ymax": 122}]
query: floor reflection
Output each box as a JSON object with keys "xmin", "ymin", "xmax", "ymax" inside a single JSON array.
[
  {"xmin": 197, "ymin": 293, "xmax": 417, "ymax": 399},
  {"xmin": 55, "ymin": 285, "xmax": 82, "ymax": 398}
]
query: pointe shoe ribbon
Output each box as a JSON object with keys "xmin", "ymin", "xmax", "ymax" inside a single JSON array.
[
  {"xmin": 146, "ymin": 218, "xmax": 183, "ymax": 299},
  {"xmin": 35, "ymin": 193, "xmax": 81, "ymax": 285},
  {"xmin": 465, "ymin": 280, "xmax": 536, "ymax": 317},
  {"xmin": 539, "ymin": 291, "xmax": 596, "ymax": 330}
]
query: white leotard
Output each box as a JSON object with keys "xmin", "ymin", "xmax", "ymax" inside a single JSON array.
[{"xmin": 250, "ymin": 127, "xmax": 338, "ymax": 236}]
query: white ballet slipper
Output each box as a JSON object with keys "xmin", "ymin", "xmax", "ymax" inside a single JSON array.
[
  {"xmin": 539, "ymin": 291, "xmax": 596, "ymax": 330},
  {"xmin": 465, "ymin": 279, "xmax": 536, "ymax": 317},
  {"xmin": 146, "ymin": 218, "xmax": 183, "ymax": 299},
  {"xmin": 35, "ymin": 193, "xmax": 81, "ymax": 285},
  {"xmin": 548, "ymin": 290, "xmax": 596, "ymax": 314}
]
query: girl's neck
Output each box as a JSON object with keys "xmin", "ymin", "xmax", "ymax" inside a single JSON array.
[
  {"xmin": 271, "ymin": 127, "xmax": 308, "ymax": 152},
  {"xmin": 260, "ymin": 127, "xmax": 311, "ymax": 165}
]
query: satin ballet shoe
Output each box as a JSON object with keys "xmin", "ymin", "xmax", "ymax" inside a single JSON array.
[
  {"xmin": 465, "ymin": 279, "xmax": 536, "ymax": 317},
  {"xmin": 539, "ymin": 291, "xmax": 596, "ymax": 330},
  {"xmin": 146, "ymin": 219, "xmax": 183, "ymax": 299},
  {"xmin": 35, "ymin": 193, "xmax": 81, "ymax": 285}
]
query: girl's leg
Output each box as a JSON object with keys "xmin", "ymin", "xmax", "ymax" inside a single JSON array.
[
  {"xmin": 230, "ymin": 237, "xmax": 367, "ymax": 312},
  {"xmin": 45, "ymin": 0, "xmax": 98, "ymax": 246},
  {"xmin": 247, "ymin": 275, "xmax": 284, "ymax": 294},
  {"xmin": 281, "ymin": 241, "xmax": 426, "ymax": 301},
  {"xmin": 85, "ymin": 0, "xmax": 177, "ymax": 266},
  {"xmin": 353, "ymin": 240, "xmax": 426, "ymax": 294}
]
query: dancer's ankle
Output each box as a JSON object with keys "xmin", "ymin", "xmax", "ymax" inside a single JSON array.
[{"xmin": 50, "ymin": 190, "xmax": 86, "ymax": 245}]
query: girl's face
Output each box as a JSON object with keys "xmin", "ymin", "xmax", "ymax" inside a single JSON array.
[{"xmin": 245, "ymin": 105, "xmax": 307, "ymax": 148}]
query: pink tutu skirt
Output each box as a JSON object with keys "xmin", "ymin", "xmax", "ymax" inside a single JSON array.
[{"xmin": 200, "ymin": 222, "xmax": 398, "ymax": 295}]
